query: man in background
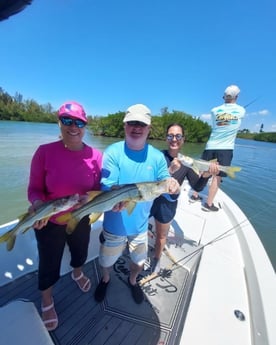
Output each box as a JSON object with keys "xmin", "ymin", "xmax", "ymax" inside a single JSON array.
[{"xmin": 200, "ymin": 85, "xmax": 246, "ymax": 211}]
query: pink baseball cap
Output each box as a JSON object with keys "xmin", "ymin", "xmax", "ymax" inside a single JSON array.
[{"xmin": 58, "ymin": 101, "xmax": 87, "ymax": 122}]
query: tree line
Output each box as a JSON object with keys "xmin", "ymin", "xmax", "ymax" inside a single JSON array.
[
  {"xmin": 0, "ymin": 87, "xmax": 211, "ymax": 143},
  {"xmin": 89, "ymin": 108, "xmax": 211, "ymax": 143},
  {"xmin": 1, "ymin": 87, "xmax": 275, "ymax": 143}
]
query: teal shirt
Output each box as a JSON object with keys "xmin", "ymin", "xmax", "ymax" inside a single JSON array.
[
  {"xmin": 206, "ymin": 103, "xmax": 245, "ymax": 150},
  {"xmin": 101, "ymin": 141, "xmax": 170, "ymax": 235}
]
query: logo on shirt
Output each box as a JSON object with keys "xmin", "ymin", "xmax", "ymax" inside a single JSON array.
[{"xmin": 216, "ymin": 112, "xmax": 239, "ymax": 126}]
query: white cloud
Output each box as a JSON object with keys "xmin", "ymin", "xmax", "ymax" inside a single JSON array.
[
  {"xmin": 247, "ymin": 109, "xmax": 270, "ymax": 116},
  {"xmin": 259, "ymin": 109, "xmax": 269, "ymax": 116},
  {"xmin": 200, "ymin": 113, "xmax": 211, "ymax": 121}
]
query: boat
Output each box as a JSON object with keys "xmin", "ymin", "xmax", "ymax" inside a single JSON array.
[{"xmin": 0, "ymin": 180, "xmax": 275, "ymax": 345}]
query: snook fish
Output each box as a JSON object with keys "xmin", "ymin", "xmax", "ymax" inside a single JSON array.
[
  {"xmin": 0, "ymin": 194, "xmax": 79, "ymax": 251},
  {"xmin": 177, "ymin": 153, "xmax": 241, "ymax": 179},
  {"xmin": 57, "ymin": 180, "xmax": 170, "ymax": 234}
]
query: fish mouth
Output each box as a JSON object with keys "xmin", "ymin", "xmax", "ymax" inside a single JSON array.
[{"xmin": 136, "ymin": 180, "xmax": 169, "ymax": 200}]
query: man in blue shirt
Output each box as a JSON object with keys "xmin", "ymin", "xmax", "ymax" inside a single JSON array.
[{"xmin": 94, "ymin": 104, "xmax": 180, "ymax": 304}]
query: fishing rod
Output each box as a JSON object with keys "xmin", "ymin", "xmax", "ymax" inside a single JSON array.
[
  {"xmin": 141, "ymin": 203, "xmax": 269, "ymax": 285},
  {"xmin": 243, "ymin": 97, "xmax": 261, "ymax": 109}
]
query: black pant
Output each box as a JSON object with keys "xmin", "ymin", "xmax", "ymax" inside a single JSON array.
[{"xmin": 35, "ymin": 216, "xmax": 91, "ymax": 291}]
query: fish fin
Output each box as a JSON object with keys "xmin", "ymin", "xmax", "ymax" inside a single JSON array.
[
  {"xmin": 21, "ymin": 226, "xmax": 32, "ymax": 234},
  {"xmin": 56, "ymin": 213, "xmax": 72, "ymax": 224},
  {"xmin": 7, "ymin": 235, "xmax": 16, "ymax": 251},
  {"xmin": 66, "ymin": 217, "xmax": 80, "ymax": 234},
  {"xmin": 208, "ymin": 158, "xmax": 218, "ymax": 163},
  {"xmin": 0, "ymin": 229, "xmax": 13, "ymax": 243},
  {"xmin": 88, "ymin": 213, "xmax": 102, "ymax": 224},
  {"xmin": 17, "ymin": 212, "xmax": 30, "ymax": 222},
  {"xmin": 126, "ymin": 201, "xmax": 136, "ymax": 215},
  {"xmin": 86, "ymin": 190, "xmax": 103, "ymax": 202},
  {"xmin": 225, "ymin": 166, "xmax": 242, "ymax": 179}
]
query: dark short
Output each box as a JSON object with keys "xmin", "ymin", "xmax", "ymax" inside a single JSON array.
[
  {"xmin": 201, "ymin": 149, "xmax": 233, "ymax": 177},
  {"xmin": 150, "ymin": 195, "xmax": 177, "ymax": 224}
]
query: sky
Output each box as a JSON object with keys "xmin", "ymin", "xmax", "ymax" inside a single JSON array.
[{"xmin": 1, "ymin": 0, "xmax": 275, "ymax": 132}]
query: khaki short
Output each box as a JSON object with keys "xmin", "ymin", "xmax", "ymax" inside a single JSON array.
[{"xmin": 98, "ymin": 229, "xmax": 148, "ymax": 268}]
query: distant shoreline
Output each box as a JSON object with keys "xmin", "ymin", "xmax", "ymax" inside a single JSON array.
[{"xmin": 237, "ymin": 132, "xmax": 276, "ymax": 143}]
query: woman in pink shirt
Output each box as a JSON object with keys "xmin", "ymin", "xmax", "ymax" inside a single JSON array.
[{"xmin": 28, "ymin": 101, "xmax": 102, "ymax": 331}]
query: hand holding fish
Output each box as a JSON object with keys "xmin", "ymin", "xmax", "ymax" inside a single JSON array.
[
  {"xmin": 177, "ymin": 153, "xmax": 241, "ymax": 179},
  {"xmin": 28, "ymin": 200, "xmax": 48, "ymax": 230},
  {"xmin": 56, "ymin": 181, "xmax": 172, "ymax": 234},
  {"xmin": 167, "ymin": 177, "xmax": 180, "ymax": 194},
  {"xmin": 0, "ymin": 194, "xmax": 80, "ymax": 251},
  {"xmin": 201, "ymin": 161, "xmax": 219, "ymax": 177},
  {"xmin": 168, "ymin": 158, "xmax": 181, "ymax": 175},
  {"xmin": 112, "ymin": 201, "xmax": 129, "ymax": 212}
]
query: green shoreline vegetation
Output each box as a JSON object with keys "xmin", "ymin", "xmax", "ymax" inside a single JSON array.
[{"xmin": 1, "ymin": 87, "xmax": 275, "ymax": 143}]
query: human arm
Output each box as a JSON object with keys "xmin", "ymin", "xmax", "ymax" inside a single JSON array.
[
  {"xmin": 168, "ymin": 157, "xmax": 182, "ymax": 175},
  {"xmin": 27, "ymin": 146, "xmax": 47, "ymax": 205},
  {"xmin": 186, "ymin": 161, "xmax": 219, "ymax": 192}
]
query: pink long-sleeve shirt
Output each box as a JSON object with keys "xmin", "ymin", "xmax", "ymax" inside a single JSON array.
[{"xmin": 28, "ymin": 140, "xmax": 102, "ymax": 221}]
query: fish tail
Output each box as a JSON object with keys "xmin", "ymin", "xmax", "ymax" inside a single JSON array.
[
  {"xmin": 89, "ymin": 213, "xmax": 102, "ymax": 224},
  {"xmin": 66, "ymin": 217, "xmax": 80, "ymax": 234},
  {"xmin": 0, "ymin": 230, "xmax": 12, "ymax": 243},
  {"xmin": 7, "ymin": 234, "xmax": 16, "ymax": 251},
  {"xmin": 126, "ymin": 201, "xmax": 136, "ymax": 215},
  {"xmin": 225, "ymin": 166, "xmax": 242, "ymax": 178},
  {"xmin": 56, "ymin": 212, "xmax": 72, "ymax": 224}
]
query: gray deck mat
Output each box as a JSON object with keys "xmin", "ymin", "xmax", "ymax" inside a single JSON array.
[{"xmin": 0, "ymin": 241, "xmax": 202, "ymax": 345}]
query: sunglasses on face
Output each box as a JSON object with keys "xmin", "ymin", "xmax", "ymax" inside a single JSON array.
[
  {"xmin": 166, "ymin": 134, "xmax": 183, "ymax": 141},
  {"xmin": 60, "ymin": 117, "xmax": 86, "ymax": 128},
  {"xmin": 126, "ymin": 121, "xmax": 148, "ymax": 127}
]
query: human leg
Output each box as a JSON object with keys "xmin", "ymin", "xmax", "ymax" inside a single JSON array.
[
  {"xmin": 67, "ymin": 216, "xmax": 91, "ymax": 292},
  {"xmin": 71, "ymin": 268, "xmax": 91, "ymax": 292},
  {"xmin": 150, "ymin": 196, "xmax": 176, "ymax": 269},
  {"xmin": 206, "ymin": 175, "xmax": 222, "ymax": 206},
  {"xmin": 35, "ymin": 222, "xmax": 66, "ymax": 331},
  {"xmin": 202, "ymin": 176, "xmax": 221, "ymax": 211},
  {"xmin": 201, "ymin": 150, "xmax": 232, "ymax": 211},
  {"xmin": 41, "ymin": 286, "xmax": 58, "ymax": 331},
  {"xmin": 94, "ymin": 230, "xmax": 126, "ymax": 302},
  {"xmin": 128, "ymin": 232, "xmax": 148, "ymax": 304},
  {"xmin": 154, "ymin": 220, "xmax": 170, "ymax": 259}
]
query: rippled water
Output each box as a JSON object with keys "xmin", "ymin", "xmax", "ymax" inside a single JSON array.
[{"xmin": 0, "ymin": 121, "xmax": 275, "ymax": 270}]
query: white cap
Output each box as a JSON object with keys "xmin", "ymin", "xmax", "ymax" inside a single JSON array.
[
  {"xmin": 223, "ymin": 85, "xmax": 240, "ymax": 99},
  {"xmin": 123, "ymin": 104, "xmax": 151, "ymax": 125}
]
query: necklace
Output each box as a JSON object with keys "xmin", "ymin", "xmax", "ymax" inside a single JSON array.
[{"xmin": 63, "ymin": 141, "xmax": 84, "ymax": 151}]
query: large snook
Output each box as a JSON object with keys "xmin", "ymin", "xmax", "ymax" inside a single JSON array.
[
  {"xmin": 0, "ymin": 194, "xmax": 79, "ymax": 251},
  {"xmin": 177, "ymin": 153, "xmax": 241, "ymax": 179},
  {"xmin": 57, "ymin": 180, "xmax": 170, "ymax": 234}
]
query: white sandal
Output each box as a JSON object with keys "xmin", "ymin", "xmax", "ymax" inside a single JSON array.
[
  {"xmin": 71, "ymin": 271, "xmax": 91, "ymax": 292},
  {"xmin": 41, "ymin": 302, "xmax": 58, "ymax": 331}
]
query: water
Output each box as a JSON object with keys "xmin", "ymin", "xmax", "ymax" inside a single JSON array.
[{"xmin": 0, "ymin": 121, "xmax": 275, "ymax": 270}]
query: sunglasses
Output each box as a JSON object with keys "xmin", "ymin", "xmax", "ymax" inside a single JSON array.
[
  {"xmin": 166, "ymin": 134, "xmax": 183, "ymax": 141},
  {"xmin": 126, "ymin": 121, "xmax": 148, "ymax": 127},
  {"xmin": 60, "ymin": 117, "xmax": 86, "ymax": 128}
]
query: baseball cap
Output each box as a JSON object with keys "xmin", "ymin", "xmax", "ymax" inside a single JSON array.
[
  {"xmin": 223, "ymin": 85, "xmax": 240, "ymax": 99},
  {"xmin": 123, "ymin": 104, "xmax": 151, "ymax": 125},
  {"xmin": 58, "ymin": 101, "xmax": 87, "ymax": 122}
]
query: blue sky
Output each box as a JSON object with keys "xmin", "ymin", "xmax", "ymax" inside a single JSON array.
[{"xmin": 1, "ymin": 0, "xmax": 275, "ymax": 132}]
